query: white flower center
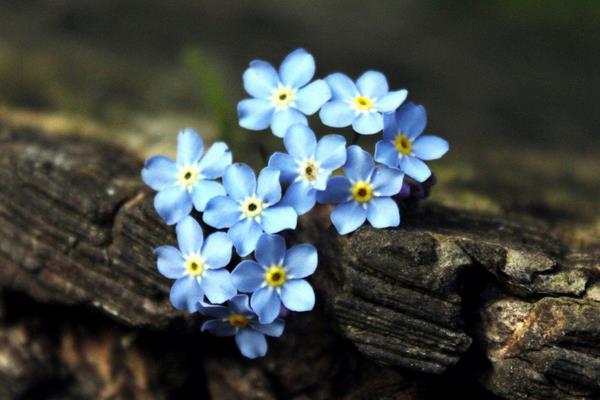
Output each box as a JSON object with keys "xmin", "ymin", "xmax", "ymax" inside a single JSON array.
[
  {"xmin": 271, "ymin": 86, "xmax": 295, "ymax": 110},
  {"xmin": 241, "ymin": 196, "xmax": 264, "ymax": 218},
  {"xmin": 177, "ymin": 164, "xmax": 200, "ymax": 188},
  {"xmin": 298, "ymin": 159, "xmax": 320, "ymax": 183}
]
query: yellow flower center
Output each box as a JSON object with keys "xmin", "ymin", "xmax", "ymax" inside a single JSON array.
[
  {"xmin": 241, "ymin": 196, "xmax": 264, "ymax": 218},
  {"xmin": 352, "ymin": 181, "xmax": 373, "ymax": 203},
  {"xmin": 352, "ymin": 96, "xmax": 374, "ymax": 112},
  {"xmin": 272, "ymin": 86, "xmax": 295, "ymax": 109},
  {"xmin": 177, "ymin": 164, "xmax": 200, "ymax": 188},
  {"xmin": 228, "ymin": 313, "xmax": 250, "ymax": 328},
  {"xmin": 265, "ymin": 265, "xmax": 287, "ymax": 288},
  {"xmin": 299, "ymin": 160, "xmax": 320, "ymax": 182},
  {"xmin": 185, "ymin": 255, "xmax": 205, "ymax": 277},
  {"xmin": 394, "ymin": 134, "xmax": 412, "ymax": 156}
]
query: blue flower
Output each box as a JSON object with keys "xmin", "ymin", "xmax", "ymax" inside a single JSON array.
[
  {"xmin": 154, "ymin": 216, "xmax": 236, "ymax": 312},
  {"xmin": 198, "ymin": 294, "xmax": 285, "ymax": 359},
  {"xmin": 319, "ymin": 71, "xmax": 407, "ymax": 135},
  {"xmin": 237, "ymin": 48, "xmax": 331, "ymax": 138},
  {"xmin": 231, "ymin": 234, "xmax": 317, "ymax": 324},
  {"xmin": 268, "ymin": 124, "xmax": 346, "ymax": 215},
  {"xmin": 375, "ymin": 102, "xmax": 448, "ymax": 182},
  {"xmin": 141, "ymin": 129, "xmax": 232, "ymax": 225},
  {"xmin": 317, "ymin": 145, "xmax": 404, "ymax": 234},
  {"xmin": 203, "ymin": 164, "xmax": 298, "ymax": 256}
]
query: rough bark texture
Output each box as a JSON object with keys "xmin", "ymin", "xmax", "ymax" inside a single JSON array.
[{"xmin": 1, "ymin": 117, "xmax": 599, "ymax": 399}]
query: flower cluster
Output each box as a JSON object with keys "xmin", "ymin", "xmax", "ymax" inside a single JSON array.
[{"xmin": 142, "ymin": 48, "xmax": 448, "ymax": 358}]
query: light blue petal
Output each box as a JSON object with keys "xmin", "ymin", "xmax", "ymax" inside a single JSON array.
[
  {"xmin": 229, "ymin": 294, "xmax": 253, "ymax": 314},
  {"xmin": 250, "ymin": 318, "xmax": 285, "ymax": 337},
  {"xmin": 197, "ymin": 142, "xmax": 232, "ymax": 179},
  {"xmin": 141, "ymin": 156, "xmax": 177, "ymax": 191},
  {"xmin": 231, "ymin": 260, "xmax": 265, "ymax": 292},
  {"xmin": 356, "ymin": 70, "xmax": 388, "ymax": 98},
  {"xmin": 191, "ymin": 180, "xmax": 226, "ymax": 212},
  {"xmin": 201, "ymin": 319, "xmax": 236, "ymax": 337},
  {"xmin": 344, "ymin": 145, "xmax": 375, "ymax": 182},
  {"xmin": 280, "ymin": 279, "xmax": 315, "ymax": 312},
  {"xmin": 228, "ymin": 218, "xmax": 263, "ymax": 256},
  {"xmin": 268, "ymin": 152, "xmax": 298, "ymax": 184},
  {"xmin": 243, "ymin": 60, "xmax": 279, "ymax": 98},
  {"xmin": 316, "ymin": 176, "xmax": 351, "ymax": 204},
  {"xmin": 154, "ymin": 186, "xmax": 192, "ymax": 225},
  {"xmin": 313, "ymin": 168, "xmax": 332, "ymax": 191},
  {"xmin": 203, "ymin": 196, "xmax": 242, "ymax": 229},
  {"xmin": 383, "ymin": 111, "xmax": 398, "ymax": 141},
  {"xmin": 375, "ymin": 90, "xmax": 408, "ymax": 113},
  {"xmin": 412, "ymin": 135, "xmax": 449, "ymax": 160},
  {"xmin": 255, "ymin": 233, "xmax": 286, "ymax": 267},
  {"xmin": 283, "ymin": 124, "xmax": 317, "ymax": 160},
  {"xmin": 324, "ymin": 73, "xmax": 357, "ymax": 100},
  {"xmin": 154, "ymin": 246, "xmax": 185, "ymax": 279},
  {"xmin": 400, "ymin": 156, "xmax": 431, "ymax": 182},
  {"xmin": 331, "ymin": 201, "xmax": 367, "ymax": 235},
  {"xmin": 235, "ymin": 329, "xmax": 267, "ymax": 359},
  {"xmin": 279, "ymin": 48, "xmax": 315, "ymax": 88},
  {"xmin": 396, "ymin": 102, "xmax": 427, "ymax": 139},
  {"xmin": 271, "ymin": 108, "xmax": 308, "ymax": 138},
  {"xmin": 238, "ymin": 98, "xmax": 275, "ymax": 131},
  {"xmin": 201, "ymin": 269, "xmax": 236, "ymax": 304},
  {"xmin": 371, "ymin": 166, "xmax": 404, "ymax": 196},
  {"xmin": 176, "ymin": 129, "xmax": 204, "ymax": 166},
  {"xmin": 283, "ymin": 244, "xmax": 317, "ymax": 279},
  {"xmin": 281, "ymin": 181, "xmax": 317, "ymax": 215},
  {"xmin": 176, "ymin": 216, "xmax": 204, "ymax": 255},
  {"xmin": 202, "ymin": 232, "xmax": 232, "ymax": 269},
  {"xmin": 374, "ymin": 140, "xmax": 399, "ymax": 168},
  {"xmin": 223, "ymin": 163, "xmax": 256, "ymax": 201},
  {"xmin": 294, "ymin": 79, "xmax": 331, "ymax": 115},
  {"xmin": 257, "ymin": 167, "xmax": 282, "ymax": 205},
  {"xmin": 319, "ymin": 100, "xmax": 355, "ymax": 128},
  {"xmin": 251, "ymin": 287, "xmax": 281, "ymax": 323},
  {"xmin": 352, "ymin": 112, "xmax": 383, "ymax": 135},
  {"xmin": 366, "ymin": 197, "xmax": 400, "ymax": 228},
  {"xmin": 170, "ymin": 276, "xmax": 204, "ymax": 312},
  {"xmin": 260, "ymin": 206, "xmax": 297, "ymax": 234},
  {"xmin": 315, "ymin": 134, "xmax": 347, "ymax": 171},
  {"xmin": 196, "ymin": 302, "xmax": 229, "ymax": 318}
]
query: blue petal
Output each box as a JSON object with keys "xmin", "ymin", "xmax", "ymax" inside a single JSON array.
[
  {"xmin": 260, "ymin": 206, "xmax": 297, "ymax": 234},
  {"xmin": 344, "ymin": 145, "xmax": 375, "ymax": 182},
  {"xmin": 141, "ymin": 156, "xmax": 177, "ymax": 191},
  {"xmin": 228, "ymin": 218, "xmax": 263, "ymax": 257},
  {"xmin": 324, "ymin": 73, "xmax": 357, "ymax": 100},
  {"xmin": 315, "ymin": 134, "xmax": 347, "ymax": 171},
  {"xmin": 201, "ymin": 269, "xmax": 236, "ymax": 304},
  {"xmin": 375, "ymin": 90, "xmax": 408, "ymax": 113},
  {"xmin": 284, "ymin": 244, "xmax": 317, "ymax": 279},
  {"xmin": 313, "ymin": 168, "xmax": 332, "ymax": 191},
  {"xmin": 238, "ymin": 98, "xmax": 275, "ymax": 131},
  {"xmin": 281, "ymin": 181, "xmax": 317, "ymax": 215},
  {"xmin": 283, "ymin": 124, "xmax": 317, "ymax": 160},
  {"xmin": 294, "ymin": 80, "xmax": 331, "ymax": 115},
  {"xmin": 412, "ymin": 135, "xmax": 449, "ymax": 160},
  {"xmin": 176, "ymin": 129, "xmax": 204, "ymax": 166},
  {"xmin": 356, "ymin": 70, "xmax": 388, "ymax": 98},
  {"xmin": 223, "ymin": 163, "xmax": 256, "ymax": 201},
  {"xmin": 203, "ymin": 196, "xmax": 242, "ymax": 229},
  {"xmin": 251, "ymin": 287, "xmax": 281, "ymax": 323},
  {"xmin": 154, "ymin": 186, "xmax": 193, "ymax": 225},
  {"xmin": 316, "ymin": 176, "xmax": 351, "ymax": 204},
  {"xmin": 367, "ymin": 197, "xmax": 400, "ymax": 228},
  {"xmin": 196, "ymin": 302, "xmax": 229, "ymax": 318},
  {"xmin": 257, "ymin": 167, "xmax": 282, "ymax": 205},
  {"xmin": 231, "ymin": 260, "xmax": 265, "ymax": 292},
  {"xmin": 243, "ymin": 60, "xmax": 279, "ymax": 98},
  {"xmin": 268, "ymin": 152, "xmax": 298, "ymax": 184},
  {"xmin": 154, "ymin": 246, "xmax": 185, "ymax": 279},
  {"xmin": 374, "ymin": 140, "xmax": 399, "ymax": 168},
  {"xmin": 319, "ymin": 100, "xmax": 355, "ymax": 128},
  {"xmin": 235, "ymin": 329, "xmax": 267, "ymax": 359},
  {"xmin": 280, "ymin": 279, "xmax": 315, "ymax": 312},
  {"xmin": 229, "ymin": 294, "xmax": 253, "ymax": 314},
  {"xmin": 383, "ymin": 111, "xmax": 398, "ymax": 141},
  {"xmin": 191, "ymin": 180, "xmax": 226, "ymax": 212},
  {"xmin": 250, "ymin": 318, "xmax": 285, "ymax": 337},
  {"xmin": 201, "ymin": 319, "xmax": 236, "ymax": 337},
  {"xmin": 202, "ymin": 232, "xmax": 232, "ymax": 269},
  {"xmin": 331, "ymin": 201, "xmax": 367, "ymax": 235},
  {"xmin": 255, "ymin": 233, "xmax": 286, "ymax": 267},
  {"xmin": 271, "ymin": 108, "xmax": 308, "ymax": 138},
  {"xmin": 197, "ymin": 142, "xmax": 232, "ymax": 179},
  {"xmin": 371, "ymin": 166, "xmax": 404, "ymax": 196},
  {"xmin": 400, "ymin": 156, "xmax": 431, "ymax": 182},
  {"xmin": 279, "ymin": 48, "xmax": 315, "ymax": 88},
  {"xmin": 352, "ymin": 112, "xmax": 383, "ymax": 135},
  {"xmin": 176, "ymin": 216, "xmax": 204, "ymax": 255},
  {"xmin": 396, "ymin": 102, "xmax": 427, "ymax": 139},
  {"xmin": 170, "ymin": 276, "xmax": 204, "ymax": 312}
]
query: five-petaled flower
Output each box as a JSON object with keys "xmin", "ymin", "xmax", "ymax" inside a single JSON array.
[
  {"xmin": 318, "ymin": 145, "xmax": 404, "ymax": 235},
  {"xmin": 231, "ymin": 234, "xmax": 317, "ymax": 323},
  {"xmin": 203, "ymin": 163, "xmax": 298, "ymax": 256},
  {"xmin": 319, "ymin": 71, "xmax": 407, "ymax": 135},
  {"xmin": 198, "ymin": 294, "xmax": 285, "ymax": 359},
  {"xmin": 142, "ymin": 129, "xmax": 232, "ymax": 225},
  {"xmin": 375, "ymin": 102, "xmax": 448, "ymax": 182},
  {"xmin": 238, "ymin": 48, "xmax": 331, "ymax": 138},
  {"xmin": 154, "ymin": 216, "xmax": 236, "ymax": 312},
  {"xmin": 268, "ymin": 124, "xmax": 346, "ymax": 215}
]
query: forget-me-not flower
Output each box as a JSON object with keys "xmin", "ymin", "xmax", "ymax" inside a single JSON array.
[
  {"xmin": 198, "ymin": 294, "xmax": 285, "ymax": 359},
  {"xmin": 203, "ymin": 164, "xmax": 298, "ymax": 256},
  {"xmin": 319, "ymin": 71, "xmax": 407, "ymax": 135},
  {"xmin": 375, "ymin": 102, "xmax": 448, "ymax": 182},
  {"xmin": 154, "ymin": 216, "xmax": 236, "ymax": 312},
  {"xmin": 142, "ymin": 129, "xmax": 231, "ymax": 225},
  {"xmin": 317, "ymin": 145, "xmax": 404, "ymax": 235},
  {"xmin": 231, "ymin": 234, "xmax": 317, "ymax": 324},
  {"xmin": 237, "ymin": 48, "xmax": 331, "ymax": 138},
  {"xmin": 268, "ymin": 124, "xmax": 346, "ymax": 215}
]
